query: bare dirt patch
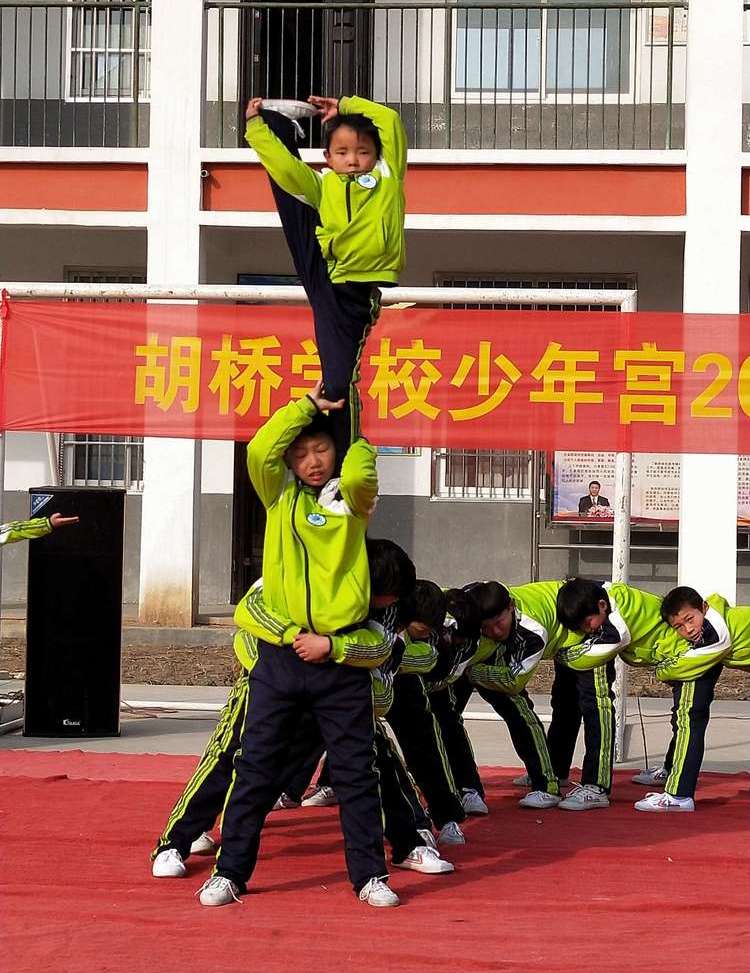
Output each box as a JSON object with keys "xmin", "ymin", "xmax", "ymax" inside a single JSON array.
[{"xmin": 2, "ymin": 638, "xmax": 747, "ymax": 698}]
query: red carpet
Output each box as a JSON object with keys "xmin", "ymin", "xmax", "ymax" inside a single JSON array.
[{"xmin": 2, "ymin": 751, "xmax": 748, "ymax": 973}]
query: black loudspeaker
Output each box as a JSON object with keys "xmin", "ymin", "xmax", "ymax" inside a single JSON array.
[{"xmin": 24, "ymin": 486, "xmax": 125, "ymax": 737}]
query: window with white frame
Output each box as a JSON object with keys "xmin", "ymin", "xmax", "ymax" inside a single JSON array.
[
  {"xmin": 59, "ymin": 268, "xmax": 146, "ymax": 492},
  {"xmin": 68, "ymin": 1, "xmax": 151, "ymax": 102},
  {"xmin": 431, "ymin": 274, "xmax": 636, "ymax": 500},
  {"xmin": 454, "ymin": 2, "xmax": 631, "ymax": 96}
]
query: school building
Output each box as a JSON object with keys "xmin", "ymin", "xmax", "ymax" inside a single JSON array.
[{"xmin": 1, "ymin": 1, "xmax": 749, "ymax": 624}]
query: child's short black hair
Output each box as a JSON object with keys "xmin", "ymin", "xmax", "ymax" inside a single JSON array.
[
  {"xmin": 403, "ymin": 580, "xmax": 446, "ymax": 632},
  {"xmin": 466, "ymin": 581, "xmax": 512, "ymax": 620},
  {"xmin": 294, "ymin": 410, "xmax": 335, "ymax": 446},
  {"xmin": 660, "ymin": 586, "xmax": 705, "ymax": 623},
  {"xmin": 324, "ymin": 113, "xmax": 382, "ymax": 158},
  {"xmin": 366, "ymin": 536, "xmax": 416, "ymax": 600},
  {"xmin": 556, "ymin": 578, "xmax": 610, "ymax": 630},
  {"xmin": 444, "ymin": 587, "xmax": 481, "ymax": 640}
]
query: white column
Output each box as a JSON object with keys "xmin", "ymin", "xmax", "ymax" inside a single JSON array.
[
  {"xmin": 679, "ymin": 0, "xmax": 743, "ymax": 603},
  {"xmin": 139, "ymin": 0, "xmax": 204, "ymax": 625}
]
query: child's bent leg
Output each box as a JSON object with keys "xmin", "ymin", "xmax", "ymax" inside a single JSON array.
[
  {"xmin": 547, "ymin": 659, "xmax": 583, "ymax": 781},
  {"xmin": 575, "ymin": 661, "xmax": 616, "ymax": 793},
  {"xmin": 664, "ymin": 664, "xmax": 722, "ymax": 799},
  {"xmin": 213, "ymin": 645, "xmax": 302, "ymax": 890},
  {"xmin": 152, "ymin": 674, "xmax": 248, "ymax": 859},
  {"xmin": 385, "ymin": 675, "xmax": 465, "ymax": 829},
  {"xmin": 477, "ymin": 686, "xmax": 559, "ymax": 796},
  {"xmin": 310, "ymin": 663, "xmax": 388, "ymax": 894}
]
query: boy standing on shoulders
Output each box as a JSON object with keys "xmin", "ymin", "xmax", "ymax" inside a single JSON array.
[
  {"xmin": 244, "ymin": 92, "xmax": 406, "ymax": 466},
  {"xmin": 198, "ymin": 381, "xmax": 398, "ymax": 909}
]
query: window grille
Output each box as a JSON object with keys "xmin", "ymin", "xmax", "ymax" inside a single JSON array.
[
  {"xmin": 68, "ymin": 1, "xmax": 151, "ymax": 102},
  {"xmin": 58, "ymin": 267, "xmax": 146, "ymax": 491}
]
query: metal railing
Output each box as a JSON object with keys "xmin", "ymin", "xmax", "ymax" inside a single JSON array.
[
  {"xmin": 0, "ymin": 0, "xmax": 151, "ymax": 147},
  {"xmin": 203, "ymin": 0, "xmax": 687, "ymax": 150}
]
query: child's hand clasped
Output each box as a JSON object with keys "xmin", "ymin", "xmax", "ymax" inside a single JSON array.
[
  {"xmin": 293, "ymin": 632, "xmax": 332, "ymax": 663},
  {"xmin": 307, "ymin": 95, "xmax": 339, "ymax": 123}
]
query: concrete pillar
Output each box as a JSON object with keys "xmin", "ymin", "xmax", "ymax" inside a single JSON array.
[
  {"xmin": 679, "ymin": 0, "xmax": 744, "ymax": 602},
  {"xmin": 139, "ymin": 0, "xmax": 204, "ymax": 625}
]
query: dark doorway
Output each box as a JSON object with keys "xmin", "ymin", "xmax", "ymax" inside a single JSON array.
[
  {"xmin": 239, "ymin": 1, "xmax": 374, "ymax": 146},
  {"xmin": 230, "ymin": 441, "xmax": 266, "ymax": 604}
]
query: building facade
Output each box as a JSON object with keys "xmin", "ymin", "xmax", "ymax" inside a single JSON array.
[{"xmin": 1, "ymin": 0, "xmax": 749, "ymax": 623}]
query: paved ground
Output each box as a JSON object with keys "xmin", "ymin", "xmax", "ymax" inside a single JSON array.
[{"xmin": 2, "ymin": 681, "xmax": 747, "ymax": 776}]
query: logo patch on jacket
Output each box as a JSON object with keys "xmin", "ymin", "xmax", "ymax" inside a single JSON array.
[
  {"xmin": 357, "ymin": 173, "xmax": 377, "ymax": 189},
  {"xmin": 307, "ymin": 512, "xmax": 326, "ymax": 527}
]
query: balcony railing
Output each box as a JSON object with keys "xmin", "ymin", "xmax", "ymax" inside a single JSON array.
[
  {"xmin": 203, "ymin": 0, "xmax": 688, "ymax": 150},
  {"xmin": 0, "ymin": 0, "xmax": 151, "ymax": 147}
]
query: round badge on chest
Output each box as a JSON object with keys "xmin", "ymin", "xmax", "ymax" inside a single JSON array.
[
  {"xmin": 357, "ymin": 173, "xmax": 377, "ymax": 189},
  {"xmin": 307, "ymin": 512, "xmax": 327, "ymax": 527}
]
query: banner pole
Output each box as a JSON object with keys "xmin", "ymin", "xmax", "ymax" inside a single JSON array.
[{"xmin": 612, "ymin": 288, "xmax": 637, "ymax": 762}]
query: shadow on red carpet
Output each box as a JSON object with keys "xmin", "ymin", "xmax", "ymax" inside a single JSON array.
[{"xmin": 1, "ymin": 750, "xmax": 748, "ymax": 973}]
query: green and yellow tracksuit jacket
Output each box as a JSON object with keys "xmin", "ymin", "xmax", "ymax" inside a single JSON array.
[
  {"xmin": 716, "ymin": 596, "xmax": 750, "ymax": 670},
  {"xmin": 0, "ymin": 516, "xmax": 53, "ymax": 546},
  {"xmin": 423, "ymin": 614, "xmax": 489, "ymax": 694},
  {"xmin": 372, "ymin": 626, "xmax": 439, "ymax": 717},
  {"xmin": 556, "ymin": 582, "xmax": 668, "ymax": 672},
  {"xmin": 245, "ymin": 95, "xmax": 406, "ymax": 285},
  {"xmin": 234, "ymin": 573, "xmax": 392, "ymax": 672},
  {"xmin": 240, "ymin": 394, "xmax": 377, "ymax": 646},
  {"xmin": 468, "ymin": 581, "xmax": 581, "ymax": 695},
  {"xmin": 650, "ymin": 594, "xmax": 732, "ymax": 682}
]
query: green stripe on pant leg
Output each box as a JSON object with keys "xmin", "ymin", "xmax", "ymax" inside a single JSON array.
[
  {"xmin": 348, "ymin": 293, "xmax": 380, "ymax": 444},
  {"xmin": 593, "ymin": 665, "xmax": 614, "ymax": 790},
  {"xmin": 509, "ymin": 694, "xmax": 559, "ymax": 795},
  {"xmin": 153, "ymin": 677, "xmax": 248, "ymax": 856},
  {"xmin": 665, "ymin": 680, "xmax": 695, "ymax": 796}
]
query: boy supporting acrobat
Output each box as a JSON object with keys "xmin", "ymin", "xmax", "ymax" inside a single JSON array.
[
  {"xmin": 244, "ymin": 93, "xmax": 406, "ymax": 466},
  {"xmin": 630, "ymin": 586, "xmax": 734, "ymax": 812},
  {"xmin": 198, "ymin": 382, "xmax": 398, "ymax": 909}
]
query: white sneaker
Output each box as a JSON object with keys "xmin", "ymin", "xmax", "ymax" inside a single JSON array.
[
  {"xmin": 190, "ymin": 832, "xmax": 217, "ymax": 856},
  {"xmin": 198, "ymin": 876, "xmax": 241, "ymax": 907},
  {"xmin": 519, "ymin": 790, "xmax": 562, "ymax": 809},
  {"xmin": 271, "ymin": 792, "xmax": 301, "ymax": 811},
  {"xmin": 417, "ymin": 828, "xmax": 437, "ymax": 850},
  {"xmin": 631, "ymin": 767, "xmax": 668, "ymax": 786},
  {"xmin": 558, "ymin": 783, "xmax": 610, "ymax": 811},
  {"xmin": 437, "ymin": 821, "xmax": 466, "ymax": 845},
  {"xmin": 394, "ymin": 846, "xmax": 454, "ymax": 874},
  {"xmin": 461, "ymin": 788, "xmax": 489, "ymax": 816},
  {"xmin": 634, "ymin": 791, "xmax": 695, "ymax": 813},
  {"xmin": 152, "ymin": 848, "xmax": 186, "ymax": 878},
  {"xmin": 301, "ymin": 785, "xmax": 337, "ymax": 807},
  {"xmin": 358, "ymin": 877, "xmax": 400, "ymax": 908},
  {"xmin": 260, "ymin": 100, "xmax": 315, "ymax": 140},
  {"xmin": 513, "ymin": 772, "xmax": 570, "ymax": 788}
]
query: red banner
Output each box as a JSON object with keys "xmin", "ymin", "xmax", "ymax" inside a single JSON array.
[{"xmin": 2, "ymin": 300, "xmax": 750, "ymax": 453}]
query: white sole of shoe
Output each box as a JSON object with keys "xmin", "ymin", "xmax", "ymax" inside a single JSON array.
[
  {"xmin": 393, "ymin": 860, "xmax": 455, "ymax": 875},
  {"xmin": 634, "ymin": 803, "xmax": 694, "ymax": 813},
  {"xmin": 518, "ymin": 799, "xmax": 561, "ymax": 809},
  {"xmin": 558, "ymin": 801, "xmax": 610, "ymax": 811}
]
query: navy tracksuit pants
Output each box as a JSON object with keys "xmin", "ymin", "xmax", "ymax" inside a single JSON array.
[{"xmin": 215, "ymin": 641, "xmax": 387, "ymax": 894}]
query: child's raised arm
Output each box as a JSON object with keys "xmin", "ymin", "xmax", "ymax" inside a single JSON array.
[
  {"xmin": 337, "ymin": 95, "xmax": 407, "ymax": 179},
  {"xmin": 244, "ymin": 100, "xmax": 322, "ymax": 209}
]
